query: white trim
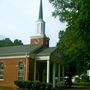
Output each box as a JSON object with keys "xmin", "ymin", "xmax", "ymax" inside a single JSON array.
[
  {"xmin": 47, "ymin": 60, "xmax": 50, "ymax": 83},
  {"xmin": 30, "ymin": 34, "xmax": 45, "ymax": 39},
  {"xmin": 0, "ymin": 55, "xmax": 50, "ymax": 60},
  {"xmin": 36, "ymin": 56, "xmax": 49, "ymax": 60},
  {"xmin": 0, "ymin": 79, "xmax": 4, "ymax": 81},
  {"xmin": 0, "ymin": 55, "xmax": 29, "ymax": 59}
]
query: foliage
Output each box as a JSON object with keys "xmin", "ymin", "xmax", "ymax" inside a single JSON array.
[
  {"xmin": 57, "ymin": 29, "xmax": 87, "ymax": 75},
  {"xmin": 14, "ymin": 80, "xmax": 31, "ymax": 88},
  {"xmin": 74, "ymin": 74, "xmax": 89, "ymax": 83},
  {"xmin": 14, "ymin": 39, "xmax": 23, "ymax": 46},
  {"xmin": 49, "ymin": 0, "xmax": 90, "ymax": 76},
  {"xmin": 32, "ymin": 81, "xmax": 40, "ymax": 90},
  {"xmin": 49, "ymin": 0, "xmax": 79, "ymax": 24},
  {"xmin": 46, "ymin": 83, "xmax": 52, "ymax": 90},
  {"xmin": 14, "ymin": 80, "xmax": 52, "ymax": 90},
  {"xmin": 0, "ymin": 38, "xmax": 23, "ymax": 47},
  {"xmin": 80, "ymin": 74, "xmax": 89, "ymax": 82},
  {"xmin": 40, "ymin": 82, "xmax": 46, "ymax": 90},
  {"xmin": 74, "ymin": 76, "xmax": 80, "ymax": 83},
  {"xmin": 0, "ymin": 38, "xmax": 13, "ymax": 47}
]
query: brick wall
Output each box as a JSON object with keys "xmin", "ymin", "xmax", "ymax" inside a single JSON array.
[
  {"xmin": 31, "ymin": 37, "xmax": 49, "ymax": 47},
  {"xmin": 0, "ymin": 57, "xmax": 31, "ymax": 87}
]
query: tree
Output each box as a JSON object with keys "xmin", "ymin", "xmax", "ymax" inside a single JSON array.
[
  {"xmin": 0, "ymin": 38, "xmax": 23, "ymax": 47},
  {"xmin": 49, "ymin": 0, "xmax": 79, "ymax": 24},
  {"xmin": 49, "ymin": 0, "xmax": 90, "ymax": 76},
  {"xmin": 0, "ymin": 38, "xmax": 13, "ymax": 47},
  {"xmin": 14, "ymin": 39, "xmax": 23, "ymax": 46}
]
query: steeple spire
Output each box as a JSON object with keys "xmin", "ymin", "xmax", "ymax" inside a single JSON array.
[
  {"xmin": 36, "ymin": 0, "xmax": 45, "ymax": 35},
  {"xmin": 39, "ymin": 0, "xmax": 43, "ymax": 20}
]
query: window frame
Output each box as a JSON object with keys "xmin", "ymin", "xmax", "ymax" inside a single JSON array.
[
  {"xmin": 0, "ymin": 62, "xmax": 4, "ymax": 80},
  {"xmin": 18, "ymin": 61, "xmax": 24, "ymax": 80}
]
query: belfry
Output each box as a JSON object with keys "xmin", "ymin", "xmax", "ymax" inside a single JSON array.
[{"xmin": 31, "ymin": 0, "xmax": 49, "ymax": 47}]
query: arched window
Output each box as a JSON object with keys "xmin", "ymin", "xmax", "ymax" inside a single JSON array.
[
  {"xmin": 0, "ymin": 62, "xmax": 4, "ymax": 80},
  {"xmin": 18, "ymin": 61, "xmax": 24, "ymax": 80}
]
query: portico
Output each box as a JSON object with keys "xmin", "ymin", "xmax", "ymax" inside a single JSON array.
[{"xmin": 33, "ymin": 48, "xmax": 64, "ymax": 87}]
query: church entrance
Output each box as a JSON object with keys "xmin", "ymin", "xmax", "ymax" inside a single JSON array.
[{"xmin": 36, "ymin": 61, "xmax": 47, "ymax": 82}]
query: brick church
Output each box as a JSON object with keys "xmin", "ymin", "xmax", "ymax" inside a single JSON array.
[{"xmin": 0, "ymin": 0, "xmax": 64, "ymax": 87}]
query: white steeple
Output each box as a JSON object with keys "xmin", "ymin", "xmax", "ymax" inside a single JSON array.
[{"xmin": 36, "ymin": 0, "xmax": 45, "ymax": 35}]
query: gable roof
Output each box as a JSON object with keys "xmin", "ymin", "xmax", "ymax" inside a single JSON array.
[
  {"xmin": 0, "ymin": 44, "xmax": 42, "ymax": 57},
  {"xmin": 0, "ymin": 44, "xmax": 57, "ymax": 58}
]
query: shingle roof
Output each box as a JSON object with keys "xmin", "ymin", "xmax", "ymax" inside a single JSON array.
[
  {"xmin": 0, "ymin": 44, "xmax": 56, "ymax": 57},
  {"xmin": 0, "ymin": 44, "xmax": 42, "ymax": 57},
  {"xmin": 36, "ymin": 47, "xmax": 56, "ymax": 56}
]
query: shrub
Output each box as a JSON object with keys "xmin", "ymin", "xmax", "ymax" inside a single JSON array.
[
  {"xmin": 14, "ymin": 80, "xmax": 53, "ymax": 90},
  {"xmin": 80, "ymin": 74, "xmax": 89, "ymax": 82},
  {"xmin": 14, "ymin": 80, "xmax": 31, "ymax": 88},
  {"xmin": 31, "ymin": 81, "xmax": 40, "ymax": 90},
  {"xmin": 46, "ymin": 83, "xmax": 52, "ymax": 90},
  {"xmin": 75, "ymin": 77, "xmax": 80, "ymax": 83},
  {"xmin": 40, "ymin": 82, "xmax": 46, "ymax": 90}
]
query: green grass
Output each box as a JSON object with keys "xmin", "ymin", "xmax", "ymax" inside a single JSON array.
[{"xmin": 64, "ymin": 82, "xmax": 90, "ymax": 90}]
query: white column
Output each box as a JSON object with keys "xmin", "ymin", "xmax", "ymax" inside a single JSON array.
[
  {"xmin": 53, "ymin": 63, "xmax": 56, "ymax": 87},
  {"xmin": 34, "ymin": 60, "xmax": 36, "ymax": 81},
  {"xmin": 47, "ymin": 60, "xmax": 50, "ymax": 83}
]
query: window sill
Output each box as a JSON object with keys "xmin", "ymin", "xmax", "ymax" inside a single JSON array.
[{"xmin": 0, "ymin": 79, "xmax": 4, "ymax": 81}]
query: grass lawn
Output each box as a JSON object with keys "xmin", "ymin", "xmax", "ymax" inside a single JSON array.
[
  {"xmin": 53, "ymin": 82, "xmax": 90, "ymax": 90},
  {"xmin": 67, "ymin": 82, "xmax": 89, "ymax": 90}
]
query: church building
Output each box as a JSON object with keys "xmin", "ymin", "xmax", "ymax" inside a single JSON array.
[{"xmin": 0, "ymin": 0, "xmax": 64, "ymax": 87}]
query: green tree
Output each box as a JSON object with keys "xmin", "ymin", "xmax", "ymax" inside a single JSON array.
[
  {"xmin": 0, "ymin": 38, "xmax": 23, "ymax": 47},
  {"xmin": 49, "ymin": 0, "xmax": 90, "ymax": 76},
  {"xmin": 14, "ymin": 39, "xmax": 23, "ymax": 46},
  {"xmin": 0, "ymin": 38, "xmax": 13, "ymax": 47}
]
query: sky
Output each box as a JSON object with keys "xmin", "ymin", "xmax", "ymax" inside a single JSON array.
[{"xmin": 0, "ymin": 0, "xmax": 66, "ymax": 47}]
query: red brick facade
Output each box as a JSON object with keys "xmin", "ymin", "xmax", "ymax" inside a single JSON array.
[{"xmin": 0, "ymin": 57, "xmax": 32, "ymax": 87}]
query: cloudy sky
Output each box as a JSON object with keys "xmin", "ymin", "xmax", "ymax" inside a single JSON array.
[{"xmin": 0, "ymin": 0, "xmax": 66, "ymax": 47}]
